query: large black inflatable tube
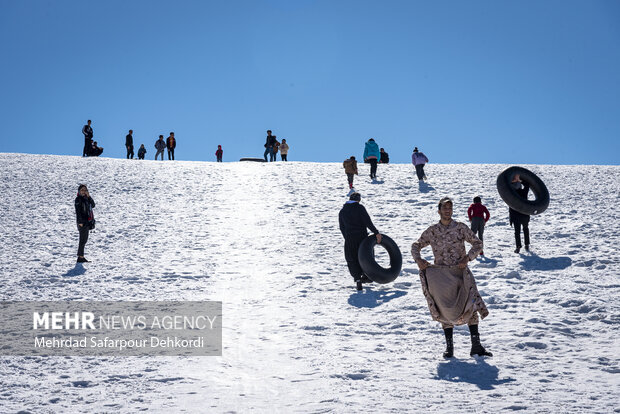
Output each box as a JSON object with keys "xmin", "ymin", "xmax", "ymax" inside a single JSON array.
[
  {"xmin": 239, "ymin": 158, "xmax": 267, "ymax": 162},
  {"xmin": 497, "ymin": 166, "xmax": 549, "ymax": 215},
  {"xmin": 358, "ymin": 234, "xmax": 402, "ymax": 284}
]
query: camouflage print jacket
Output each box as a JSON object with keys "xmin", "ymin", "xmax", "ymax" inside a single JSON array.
[{"xmin": 411, "ymin": 220, "xmax": 482, "ymax": 266}]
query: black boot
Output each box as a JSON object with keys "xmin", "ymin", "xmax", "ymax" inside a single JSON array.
[
  {"xmin": 443, "ymin": 328, "xmax": 454, "ymax": 358},
  {"xmin": 469, "ymin": 325, "xmax": 492, "ymax": 357}
]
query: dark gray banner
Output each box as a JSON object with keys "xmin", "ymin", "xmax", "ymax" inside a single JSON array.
[{"xmin": 0, "ymin": 301, "xmax": 222, "ymax": 356}]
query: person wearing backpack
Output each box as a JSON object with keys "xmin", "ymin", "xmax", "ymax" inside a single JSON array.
[
  {"xmin": 343, "ymin": 156, "xmax": 358, "ymax": 190},
  {"xmin": 75, "ymin": 184, "xmax": 96, "ymax": 263}
]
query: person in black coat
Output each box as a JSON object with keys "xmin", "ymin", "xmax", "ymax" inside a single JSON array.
[
  {"xmin": 75, "ymin": 184, "xmax": 95, "ymax": 262},
  {"xmin": 125, "ymin": 130, "xmax": 134, "ymax": 159},
  {"xmin": 379, "ymin": 148, "xmax": 389, "ymax": 164},
  {"xmin": 338, "ymin": 192, "xmax": 382, "ymax": 290},
  {"xmin": 82, "ymin": 120, "xmax": 93, "ymax": 157},
  {"xmin": 509, "ymin": 174, "xmax": 530, "ymax": 253},
  {"xmin": 264, "ymin": 130, "xmax": 276, "ymax": 162}
]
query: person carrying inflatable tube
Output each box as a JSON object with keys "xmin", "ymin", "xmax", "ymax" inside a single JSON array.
[
  {"xmin": 338, "ymin": 192, "xmax": 382, "ymax": 291},
  {"xmin": 412, "ymin": 197, "xmax": 492, "ymax": 359}
]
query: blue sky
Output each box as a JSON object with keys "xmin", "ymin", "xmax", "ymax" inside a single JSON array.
[{"xmin": 1, "ymin": 0, "xmax": 618, "ymax": 164}]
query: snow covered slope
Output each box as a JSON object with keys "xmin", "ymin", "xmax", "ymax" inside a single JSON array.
[{"xmin": 0, "ymin": 153, "xmax": 618, "ymax": 413}]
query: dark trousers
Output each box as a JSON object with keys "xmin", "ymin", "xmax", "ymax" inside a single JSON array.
[
  {"xmin": 138, "ymin": 153, "xmax": 145, "ymax": 160},
  {"xmin": 471, "ymin": 217, "xmax": 485, "ymax": 242},
  {"xmin": 514, "ymin": 220, "xmax": 530, "ymax": 248},
  {"xmin": 126, "ymin": 145, "xmax": 134, "ymax": 159},
  {"xmin": 281, "ymin": 154, "xmax": 287, "ymax": 161},
  {"xmin": 83, "ymin": 139, "xmax": 91, "ymax": 157},
  {"xmin": 347, "ymin": 173, "xmax": 354, "ymax": 188},
  {"xmin": 77, "ymin": 225, "xmax": 89, "ymax": 256},
  {"xmin": 270, "ymin": 151, "xmax": 277, "ymax": 162},
  {"xmin": 217, "ymin": 156, "xmax": 222, "ymax": 162},
  {"xmin": 415, "ymin": 164, "xmax": 426, "ymax": 180},
  {"xmin": 168, "ymin": 149, "xmax": 175, "ymax": 160},
  {"xmin": 369, "ymin": 159, "xmax": 378, "ymax": 178},
  {"xmin": 264, "ymin": 146, "xmax": 272, "ymax": 161},
  {"xmin": 344, "ymin": 237, "xmax": 365, "ymax": 280}
]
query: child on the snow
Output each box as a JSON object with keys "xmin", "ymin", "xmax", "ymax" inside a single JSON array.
[
  {"xmin": 215, "ymin": 145, "xmax": 223, "ymax": 162},
  {"xmin": 467, "ymin": 196, "xmax": 490, "ymax": 256},
  {"xmin": 137, "ymin": 144, "xmax": 146, "ymax": 160},
  {"xmin": 343, "ymin": 156, "xmax": 358, "ymax": 190}
]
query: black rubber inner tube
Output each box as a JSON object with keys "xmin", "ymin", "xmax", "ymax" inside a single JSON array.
[
  {"xmin": 239, "ymin": 158, "xmax": 267, "ymax": 162},
  {"xmin": 496, "ymin": 166, "xmax": 549, "ymax": 215},
  {"xmin": 357, "ymin": 234, "xmax": 402, "ymax": 284}
]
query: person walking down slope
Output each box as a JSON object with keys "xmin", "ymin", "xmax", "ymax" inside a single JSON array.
[
  {"xmin": 509, "ymin": 174, "xmax": 531, "ymax": 254},
  {"xmin": 412, "ymin": 147, "xmax": 429, "ymax": 181},
  {"xmin": 343, "ymin": 156, "xmax": 358, "ymax": 191},
  {"xmin": 468, "ymin": 196, "xmax": 490, "ymax": 256},
  {"xmin": 264, "ymin": 130, "xmax": 276, "ymax": 162},
  {"xmin": 75, "ymin": 184, "xmax": 96, "ymax": 263},
  {"xmin": 166, "ymin": 132, "xmax": 176, "ymax": 160},
  {"xmin": 215, "ymin": 145, "xmax": 223, "ymax": 162},
  {"xmin": 82, "ymin": 120, "xmax": 93, "ymax": 157},
  {"xmin": 339, "ymin": 192, "xmax": 382, "ymax": 291},
  {"xmin": 137, "ymin": 144, "xmax": 147, "ymax": 160},
  {"xmin": 155, "ymin": 135, "xmax": 166, "ymax": 160},
  {"xmin": 125, "ymin": 130, "xmax": 134, "ymax": 159},
  {"xmin": 363, "ymin": 138, "xmax": 380, "ymax": 179},
  {"xmin": 412, "ymin": 197, "xmax": 492, "ymax": 359},
  {"xmin": 280, "ymin": 139, "xmax": 289, "ymax": 161}
]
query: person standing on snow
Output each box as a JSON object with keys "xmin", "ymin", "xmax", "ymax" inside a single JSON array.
[
  {"xmin": 125, "ymin": 129, "xmax": 134, "ymax": 159},
  {"xmin": 75, "ymin": 184, "xmax": 96, "ymax": 263},
  {"xmin": 155, "ymin": 135, "xmax": 166, "ymax": 160},
  {"xmin": 379, "ymin": 148, "xmax": 390, "ymax": 164},
  {"xmin": 264, "ymin": 130, "xmax": 276, "ymax": 162},
  {"xmin": 271, "ymin": 137, "xmax": 279, "ymax": 162},
  {"xmin": 363, "ymin": 138, "xmax": 380, "ymax": 179},
  {"xmin": 509, "ymin": 174, "xmax": 531, "ymax": 253},
  {"xmin": 343, "ymin": 156, "xmax": 358, "ymax": 191},
  {"xmin": 412, "ymin": 197, "xmax": 492, "ymax": 359},
  {"xmin": 166, "ymin": 132, "xmax": 176, "ymax": 160},
  {"xmin": 82, "ymin": 120, "xmax": 93, "ymax": 157},
  {"xmin": 467, "ymin": 196, "xmax": 490, "ymax": 256},
  {"xmin": 411, "ymin": 147, "xmax": 429, "ymax": 181},
  {"xmin": 279, "ymin": 139, "xmax": 289, "ymax": 161},
  {"xmin": 215, "ymin": 145, "xmax": 223, "ymax": 162},
  {"xmin": 339, "ymin": 192, "xmax": 382, "ymax": 291}
]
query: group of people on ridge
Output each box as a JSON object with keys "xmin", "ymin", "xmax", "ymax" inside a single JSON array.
[{"xmin": 263, "ymin": 130, "xmax": 289, "ymax": 162}]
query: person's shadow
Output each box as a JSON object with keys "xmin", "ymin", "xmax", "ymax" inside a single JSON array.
[
  {"xmin": 348, "ymin": 287, "xmax": 407, "ymax": 308},
  {"xmin": 435, "ymin": 358, "xmax": 516, "ymax": 390},
  {"xmin": 475, "ymin": 255, "xmax": 500, "ymax": 268},
  {"xmin": 371, "ymin": 179, "xmax": 385, "ymax": 184},
  {"xmin": 418, "ymin": 180, "xmax": 435, "ymax": 193},
  {"xmin": 62, "ymin": 263, "xmax": 86, "ymax": 277},
  {"xmin": 519, "ymin": 252, "xmax": 571, "ymax": 271}
]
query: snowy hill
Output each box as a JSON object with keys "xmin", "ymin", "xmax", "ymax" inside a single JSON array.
[{"xmin": 0, "ymin": 153, "xmax": 618, "ymax": 413}]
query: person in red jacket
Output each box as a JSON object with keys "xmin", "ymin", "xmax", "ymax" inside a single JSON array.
[
  {"xmin": 215, "ymin": 145, "xmax": 223, "ymax": 162},
  {"xmin": 467, "ymin": 196, "xmax": 490, "ymax": 256},
  {"xmin": 166, "ymin": 132, "xmax": 176, "ymax": 160}
]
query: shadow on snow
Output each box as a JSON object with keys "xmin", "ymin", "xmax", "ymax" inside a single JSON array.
[
  {"xmin": 348, "ymin": 287, "xmax": 406, "ymax": 308},
  {"xmin": 61, "ymin": 263, "xmax": 86, "ymax": 277},
  {"xmin": 418, "ymin": 181, "xmax": 435, "ymax": 193},
  {"xmin": 435, "ymin": 358, "xmax": 516, "ymax": 390},
  {"xmin": 519, "ymin": 253, "xmax": 572, "ymax": 271}
]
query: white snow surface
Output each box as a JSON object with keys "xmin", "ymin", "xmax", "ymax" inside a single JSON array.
[{"xmin": 0, "ymin": 153, "xmax": 619, "ymax": 413}]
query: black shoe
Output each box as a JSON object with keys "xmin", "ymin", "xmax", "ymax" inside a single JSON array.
[
  {"xmin": 356, "ymin": 281, "xmax": 363, "ymax": 291},
  {"xmin": 77, "ymin": 257, "xmax": 89, "ymax": 263},
  {"xmin": 525, "ymin": 245, "xmax": 530, "ymax": 251},
  {"xmin": 514, "ymin": 247, "xmax": 521, "ymax": 254}
]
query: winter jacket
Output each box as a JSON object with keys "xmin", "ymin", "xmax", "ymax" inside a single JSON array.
[
  {"xmin": 363, "ymin": 140, "xmax": 380, "ymax": 161},
  {"xmin": 280, "ymin": 142, "xmax": 289, "ymax": 155},
  {"xmin": 155, "ymin": 139, "xmax": 166, "ymax": 151},
  {"xmin": 509, "ymin": 182, "xmax": 531, "ymax": 225},
  {"xmin": 125, "ymin": 134, "xmax": 133, "ymax": 147},
  {"xmin": 82, "ymin": 125, "xmax": 93, "ymax": 139},
  {"xmin": 166, "ymin": 136, "xmax": 176, "ymax": 150},
  {"xmin": 411, "ymin": 152, "xmax": 429, "ymax": 166},
  {"xmin": 339, "ymin": 202, "xmax": 379, "ymax": 240},
  {"xmin": 273, "ymin": 141, "xmax": 280, "ymax": 153},
  {"xmin": 215, "ymin": 148, "xmax": 223, "ymax": 157},
  {"xmin": 265, "ymin": 135, "xmax": 276, "ymax": 148},
  {"xmin": 380, "ymin": 151, "xmax": 389, "ymax": 164},
  {"xmin": 343, "ymin": 159, "xmax": 358, "ymax": 175},
  {"xmin": 75, "ymin": 195, "xmax": 95, "ymax": 227},
  {"xmin": 468, "ymin": 203, "xmax": 490, "ymax": 222},
  {"xmin": 138, "ymin": 146, "xmax": 147, "ymax": 157}
]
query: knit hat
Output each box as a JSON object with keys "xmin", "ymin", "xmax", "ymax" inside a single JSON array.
[{"xmin": 349, "ymin": 192, "xmax": 361, "ymax": 202}]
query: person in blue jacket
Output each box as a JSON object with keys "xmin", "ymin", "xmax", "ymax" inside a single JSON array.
[{"xmin": 363, "ymin": 138, "xmax": 380, "ymax": 179}]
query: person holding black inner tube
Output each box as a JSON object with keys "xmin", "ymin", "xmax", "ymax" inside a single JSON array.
[
  {"xmin": 412, "ymin": 197, "xmax": 492, "ymax": 358},
  {"xmin": 509, "ymin": 174, "xmax": 531, "ymax": 253},
  {"xmin": 75, "ymin": 184, "xmax": 95, "ymax": 263},
  {"xmin": 339, "ymin": 192, "xmax": 382, "ymax": 291}
]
